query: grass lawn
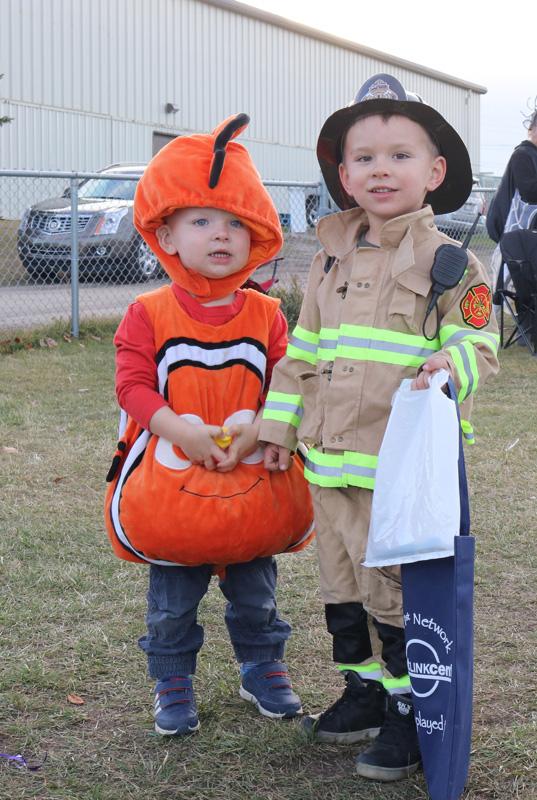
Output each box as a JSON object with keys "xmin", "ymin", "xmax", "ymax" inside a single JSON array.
[{"xmin": 1, "ymin": 335, "xmax": 536, "ymax": 799}]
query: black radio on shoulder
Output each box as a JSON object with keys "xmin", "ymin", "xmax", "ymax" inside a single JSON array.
[{"xmin": 423, "ymin": 214, "xmax": 481, "ymax": 340}]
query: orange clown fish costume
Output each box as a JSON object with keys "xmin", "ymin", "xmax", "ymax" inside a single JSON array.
[
  {"xmin": 104, "ymin": 113, "xmax": 314, "ymax": 569},
  {"xmin": 105, "ymin": 285, "xmax": 313, "ymax": 567}
]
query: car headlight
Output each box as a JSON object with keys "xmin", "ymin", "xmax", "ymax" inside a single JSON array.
[
  {"xmin": 94, "ymin": 207, "xmax": 128, "ymax": 236},
  {"xmin": 18, "ymin": 208, "xmax": 31, "ymax": 233}
]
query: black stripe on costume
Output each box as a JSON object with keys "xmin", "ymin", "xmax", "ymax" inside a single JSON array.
[
  {"xmin": 109, "ymin": 446, "xmax": 152, "ymax": 563},
  {"xmin": 179, "ymin": 476, "xmax": 263, "ymax": 499},
  {"xmin": 163, "ymin": 358, "xmax": 264, "ymax": 401},
  {"xmin": 155, "ymin": 336, "xmax": 268, "ymax": 366}
]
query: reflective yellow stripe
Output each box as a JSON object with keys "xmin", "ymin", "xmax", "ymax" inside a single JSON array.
[
  {"xmin": 293, "ymin": 324, "xmax": 320, "ymax": 346},
  {"xmin": 339, "ymin": 663, "xmax": 384, "ymax": 681},
  {"xmin": 286, "ymin": 325, "xmax": 319, "ymax": 365},
  {"xmin": 441, "ymin": 324, "xmax": 500, "ymax": 353},
  {"xmin": 263, "ymin": 391, "xmax": 303, "ymax": 428},
  {"xmin": 286, "ymin": 343, "xmax": 317, "ymax": 365},
  {"xmin": 339, "ymin": 662, "xmax": 383, "ymax": 674},
  {"xmin": 305, "ymin": 446, "xmax": 377, "ymax": 489},
  {"xmin": 448, "ymin": 340, "xmax": 479, "ymax": 401},
  {"xmin": 331, "ymin": 345, "xmax": 431, "ymax": 367},
  {"xmin": 318, "ymin": 324, "xmax": 441, "ymax": 367},
  {"xmin": 287, "ymin": 322, "xmax": 496, "ymax": 373},
  {"xmin": 441, "ymin": 323, "xmax": 498, "ymax": 401},
  {"xmin": 286, "ymin": 323, "xmax": 441, "ymax": 368},
  {"xmin": 461, "ymin": 418, "xmax": 475, "ymax": 445},
  {"xmin": 383, "ymin": 675, "xmax": 411, "ymax": 692},
  {"xmin": 340, "ymin": 324, "xmax": 440, "ymax": 352}
]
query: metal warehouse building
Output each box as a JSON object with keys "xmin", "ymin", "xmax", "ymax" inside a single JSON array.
[{"xmin": 0, "ymin": 0, "xmax": 486, "ymax": 179}]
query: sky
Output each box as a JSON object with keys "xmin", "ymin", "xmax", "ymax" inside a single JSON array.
[{"xmin": 244, "ymin": 0, "xmax": 535, "ymax": 178}]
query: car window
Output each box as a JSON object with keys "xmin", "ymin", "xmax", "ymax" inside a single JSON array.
[{"xmin": 78, "ymin": 177, "xmax": 139, "ymax": 201}]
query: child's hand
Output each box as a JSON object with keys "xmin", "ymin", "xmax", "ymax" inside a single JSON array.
[
  {"xmin": 263, "ymin": 443, "xmax": 292, "ymax": 472},
  {"xmin": 411, "ymin": 357, "xmax": 452, "ymax": 391},
  {"xmin": 150, "ymin": 407, "xmax": 227, "ymax": 469},
  {"xmin": 215, "ymin": 423, "xmax": 260, "ymax": 473},
  {"xmin": 177, "ymin": 423, "xmax": 227, "ymax": 470}
]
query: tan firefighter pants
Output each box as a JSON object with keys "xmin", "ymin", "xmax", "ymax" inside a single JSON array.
[{"xmin": 309, "ymin": 483, "xmax": 404, "ymax": 628}]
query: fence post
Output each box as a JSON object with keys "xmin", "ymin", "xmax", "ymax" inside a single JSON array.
[{"xmin": 70, "ymin": 174, "xmax": 80, "ymax": 337}]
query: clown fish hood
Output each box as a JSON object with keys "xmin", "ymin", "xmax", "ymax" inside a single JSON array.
[{"xmin": 133, "ymin": 114, "xmax": 283, "ymax": 301}]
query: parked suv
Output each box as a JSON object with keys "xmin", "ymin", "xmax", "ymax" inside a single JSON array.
[{"xmin": 17, "ymin": 163, "xmax": 161, "ymax": 282}]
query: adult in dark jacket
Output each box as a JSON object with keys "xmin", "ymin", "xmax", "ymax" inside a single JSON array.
[{"xmin": 487, "ymin": 109, "xmax": 537, "ymax": 243}]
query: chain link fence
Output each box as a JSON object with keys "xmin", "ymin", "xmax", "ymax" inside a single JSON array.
[{"xmin": 0, "ymin": 169, "xmax": 497, "ymax": 342}]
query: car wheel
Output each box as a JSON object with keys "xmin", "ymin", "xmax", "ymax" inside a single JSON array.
[
  {"xmin": 21, "ymin": 256, "xmax": 59, "ymax": 283},
  {"xmin": 128, "ymin": 238, "xmax": 160, "ymax": 282},
  {"xmin": 306, "ymin": 195, "xmax": 320, "ymax": 228}
]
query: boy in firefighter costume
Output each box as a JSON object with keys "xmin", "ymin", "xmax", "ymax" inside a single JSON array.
[
  {"xmin": 104, "ymin": 114, "xmax": 314, "ymax": 736},
  {"xmin": 260, "ymin": 75, "xmax": 499, "ymax": 780}
]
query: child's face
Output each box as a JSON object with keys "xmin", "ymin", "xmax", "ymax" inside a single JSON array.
[
  {"xmin": 338, "ymin": 114, "xmax": 446, "ymax": 236},
  {"xmin": 156, "ymin": 207, "xmax": 251, "ymax": 280}
]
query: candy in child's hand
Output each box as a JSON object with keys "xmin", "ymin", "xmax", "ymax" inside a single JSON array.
[{"xmin": 214, "ymin": 426, "xmax": 233, "ymax": 448}]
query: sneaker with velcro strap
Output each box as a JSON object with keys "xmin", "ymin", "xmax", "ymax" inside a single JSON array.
[
  {"xmin": 239, "ymin": 661, "xmax": 302, "ymax": 719},
  {"xmin": 154, "ymin": 675, "xmax": 200, "ymax": 736}
]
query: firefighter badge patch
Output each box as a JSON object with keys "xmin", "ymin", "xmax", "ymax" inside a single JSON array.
[
  {"xmin": 461, "ymin": 284, "xmax": 492, "ymax": 329},
  {"xmin": 362, "ymin": 78, "xmax": 399, "ymax": 101}
]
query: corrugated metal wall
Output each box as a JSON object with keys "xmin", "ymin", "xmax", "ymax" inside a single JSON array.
[{"xmin": 0, "ymin": 0, "xmax": 483, "ymax": 178}]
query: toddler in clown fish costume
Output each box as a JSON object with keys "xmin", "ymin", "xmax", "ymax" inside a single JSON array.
[{"xmin": 104, "ymin": 114, "xmax": 314, "ymax": 736}]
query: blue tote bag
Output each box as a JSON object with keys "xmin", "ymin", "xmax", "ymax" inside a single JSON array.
[{"xmin": 401, "ymin": 378, "xmax": 474, "ymax": 800}]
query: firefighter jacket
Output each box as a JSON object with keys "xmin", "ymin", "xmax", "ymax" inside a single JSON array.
[{"xmin": 259, "ymin": 206, "xmax": 500, "ymax": 490}]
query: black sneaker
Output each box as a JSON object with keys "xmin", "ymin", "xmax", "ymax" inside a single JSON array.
[
  {"xmin": 302, "ymin": 672, "xmax": 387, "ymax": 744},
  {"xmin": 355, "ymin": 692, "xmax": 421, "ymax": 781}
]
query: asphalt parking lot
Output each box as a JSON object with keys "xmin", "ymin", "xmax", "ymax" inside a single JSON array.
[{"xmin": 1, "ymin": 278, "xmax": 170, "ymax": 335}]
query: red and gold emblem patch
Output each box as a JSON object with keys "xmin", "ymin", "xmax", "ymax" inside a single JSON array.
[{"xmin": 460, "ymin": 284, "xmax": 492, "ymax": 329}]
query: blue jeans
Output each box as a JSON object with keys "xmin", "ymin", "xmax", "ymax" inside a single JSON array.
[{"xmin": 138, "ymin": 556, "xmax": 292, "ymax": 679}]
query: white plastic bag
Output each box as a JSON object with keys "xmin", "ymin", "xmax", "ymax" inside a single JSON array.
[{"xmin": 363, "ymin": 369, "xmax": 460, "ymax": 567}]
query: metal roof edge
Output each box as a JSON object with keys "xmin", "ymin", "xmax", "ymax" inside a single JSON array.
[{"xmin": 198, "ymin": 0, "xmax": 487, "ymax": 94}]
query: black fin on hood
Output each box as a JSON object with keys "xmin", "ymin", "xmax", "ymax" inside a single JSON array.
[{"xmin": 209, "ymin": 112, "xmax": 250, "ymax": 189}]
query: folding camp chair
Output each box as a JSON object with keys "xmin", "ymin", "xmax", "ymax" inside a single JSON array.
[
  {"xmin": 242, "ymin": 256, "xmax": 284, "ymax": 294},
  {"xmin": 493, "ymin": 229, "xmax": 537, "ymax": 355}
]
